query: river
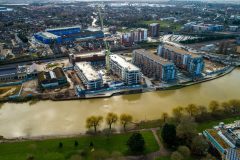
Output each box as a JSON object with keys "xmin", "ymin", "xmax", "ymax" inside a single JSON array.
[{"xmin": 0, "ymin": 68, "xmax": 240, "ymax": 138}]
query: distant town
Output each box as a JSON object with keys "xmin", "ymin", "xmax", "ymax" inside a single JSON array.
[
  {"xmin": 0, "ymin": 1, "xmax": 240, "ymax": 160},
  {"xmin": 0, "ymin": 1, "xmax": 240, "ymax": 102}
]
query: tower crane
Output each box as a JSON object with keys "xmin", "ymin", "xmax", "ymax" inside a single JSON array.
[{"xmin": 97, "ymin": 6, "xmax": 110, "ymax": 73}]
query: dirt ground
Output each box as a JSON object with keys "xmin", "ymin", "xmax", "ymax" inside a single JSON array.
[{"xmin": 0, "ymin": 85, "xmax": 21, "ymax": 98}]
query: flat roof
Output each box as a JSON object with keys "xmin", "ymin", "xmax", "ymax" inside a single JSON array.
[
  {"xmin": 38, "ymin": 32, "xmax": 59, "ymax": 39},
  {"xmin": 149, "ymin": 23, "xmax": 159, "ymax": 26},
  {"xmin": 76, "ymin": 51, "xmax": 105, "ymax": 58},
  {"xmin": 46, "ymin": 26, "xmax": 81, "ymax": 32},
  {"xmin": 163, "ymin": 42, "xmax": 200, "ymax": 58},
  {"xmin": 0, "ymin": 67, "xmax": 16, "ymax": 76},
  {"xmin": 134, "ymin": 49, "xmax": 173, "ymax": 65},
  {"xmin": 110, "ymin": 54, "xmax": 140, "ymax": 71},
  {"xmin": 75, "ymin": 62, "xmax": 101, "ymax": 82}
]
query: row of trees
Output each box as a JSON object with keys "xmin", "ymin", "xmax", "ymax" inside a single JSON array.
[
  {"xmin": 86, "ymin": 113, "xmax": 133, "ymax": 133},
  {"xmin": 159, "ymin": 99, "xmax": 240, "ymax": 160},
  {"xmin": 170, "ymin": 99, "xmax": 240, "ymax": 123}
]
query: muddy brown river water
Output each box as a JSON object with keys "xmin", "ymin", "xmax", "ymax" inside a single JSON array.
[{"xmin": 0, "ymin": 68, "xmax": 240, "ymax": 138}]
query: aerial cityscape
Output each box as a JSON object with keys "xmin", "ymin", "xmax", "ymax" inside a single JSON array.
[{"xmin": 0, "ymin": 0, "xmax": 240, "ymax": 160}]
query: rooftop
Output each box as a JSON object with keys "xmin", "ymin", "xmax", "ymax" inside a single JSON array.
[
  {"xmin": 163, "ymin": 42, "xmax": 200, "ymax": 58},
  {"xmin": 110, "ymin": 54, "xmax": 140, "ymax": 71},
  {"xmin": 37, "ymin": 32, "xmax": 59, "ymax": 39},
  {"xmin": 149, "ymin": 23, "xmax": 159, "ymax": 26},
  {"xmin": 75, "ymin": 62, "xmax": 101, "ymax": 82},
  {"xmin": 46, "ymin": 26, "xmax": 81, "ymax": 32},
  {"xmin": 134, "ymin": 49, "xmax": 174, "ymax": 65}
]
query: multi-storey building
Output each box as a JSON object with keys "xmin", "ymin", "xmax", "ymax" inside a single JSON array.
[
  {"xmin": 157, "ymin": 42, "xmax": 204, "ymax": 77},
  {"xmin": 110, "ymin": 54, "xmax": 141, "ymax": 85},
  {"xmin": 132, "ymin": 49, "xmax": 176, "ymax": 82},
  {"xmin": 149, "ymin": 23, "xmax": 160, "ymax": 37},
  {"xmin": 74, "ymin": 62, "xmax": 103, "ymax": 90},
  {"xmin": 121, "ymin": 28, "xmax": 147, "ymax": 46}
]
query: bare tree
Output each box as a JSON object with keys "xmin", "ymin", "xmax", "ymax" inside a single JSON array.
[
  {"xmin": 120, "ymin": 114, "xmax": 133, "ymax": 132},
  {"xmin": 86, "ymin": 116, "xmax": 103, "ymax": 133},
  {"xmin": 106, "ymin": 112, "xmax": 118, "ymax": 131}
]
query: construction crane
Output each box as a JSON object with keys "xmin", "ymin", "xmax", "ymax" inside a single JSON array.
[{"xmin": 97, "ymin": 6, "xmax": 110, "ymax": 73}]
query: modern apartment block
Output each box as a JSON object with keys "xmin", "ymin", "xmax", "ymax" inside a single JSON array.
[
  {"xmin": 110, "ymin": 54, "xmax": 141, "ymax": 85},
  {"xmin": 74, "ymin": 62, "xmax": 103, "ymax": 90},
  {"xmin": 121, "ymin": 28, "xmax": 148, "ymax": 46},
  {"xmin": 157, "ymin": 42, "xmax": 204, "ymax": 77},
  {"xmin": 132, "ymin": 49, "xmax": 176, "ymax": 82},
  {"xmin": 149, "ymin": 23, "xmax": 160, "ymax": 37}
]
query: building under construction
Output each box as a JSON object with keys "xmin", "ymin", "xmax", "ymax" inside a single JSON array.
[
  {"xmin": 157, "ymin": 42, "xmax": 204, "ymax": 77},
  {"xmin": 69, "ymin": 52, "xmax": 106, "ymax": 65},
  {"xmin": 132, "ymin": 49, "xmax": 176, "ymax": 82}
]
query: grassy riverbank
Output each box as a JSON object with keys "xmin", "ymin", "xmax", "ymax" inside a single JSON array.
[
  {"xmin": 197, "ymin": 115, "xmax": 240, "ymax": 132},
  {"xmin": 0, "ymin": 131, "xmax": 159, "ymax": 160}
]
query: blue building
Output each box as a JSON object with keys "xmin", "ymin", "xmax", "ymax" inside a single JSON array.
[
  {"xmin": 46, "ymin": 26, "xmax": 81, "ymax": 36},
  {"xmin": 34, "ymin": 26, "xmax": 104, "ymax": 44},
  {"xmin": 34, "ymin": 32, "xmax": 62, "ymax": 44},
  {"xmin": 158, "ymin": 42, "xmax": 204, "ymax": 77}
]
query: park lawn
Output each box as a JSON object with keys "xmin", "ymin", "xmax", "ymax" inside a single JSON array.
[
  {"xmin": 0, "ymin": 130, "xmax": 159, "ymax": 160},
  {"xmin": 140, "ymin": 20, "xmax": 182, "ymax": 31},
  {"xmin": 197, "ymin": 115, "xmax": 240, "ymax": 132},
  {"xmin": 155, "ymin": 156, "xmax": 171, "ymax": 160}
]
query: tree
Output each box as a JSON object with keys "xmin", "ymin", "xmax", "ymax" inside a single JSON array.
[
  {"xmin": 120, "ymin": 114, "xmax": 133, "ymax": 131},
  {"xmin": 172, "ymin": 106, "xmax": 184, "ymax": 120},
  {"xmin": 59, "ymin": 142, "xmax": 63, "ymax": 148},
  {"xmin": 106, "ymin": 112, "xmax": 118, "ymax": 131},
  {"xmin": 185, "ymin": 104, "xmax": 198, "ymax": 116},
  {"xmin": 171, "ymin": 151, "xmax": 183, "ymax": 160},
  {"xmin": 228, "ymin": 99, "xmax": 240, "ymax": 113},
  {"xmin": 197, "ymin": 105, "xmax": 207, "ymax": 115},
  {"xmin": 161, "ymin": 112, "xmax": 169, "ymax": 123},
  {"xmin": 221, "ymin": 102, "xmax": 231, "ymax": 112},
  {"xmin": 161, "ymin": 123, "xmax": 177, "ymax": 147},
  {"xmin": 209, "ymin": 100, "xmax": 220, "ymax": 112},
  {"xmin": 127, "ymin": 132, "xmax": 145, "ymax": 154},
  {"xmin": 176, "ymin": 117, "xmax": 197, "ymax": 145},
  {"xmin": 74, "ymin": 140, "xmax": 78, "ymax": 147},
  {"xmin": 86, "ymin": 116, "xmax": 103, "ymax": 133},
  {"xmin": 191, "ymin": 136, "xmax": 209, "ymax": 156},
  {"xmin": 177, "ymin": 145, "xmax": 190, "ymax": 157}
]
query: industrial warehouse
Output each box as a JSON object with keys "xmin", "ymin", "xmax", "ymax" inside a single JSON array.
[{"xmin": 34, "ymin": 26, "xmax": 104, "ymax": 44}]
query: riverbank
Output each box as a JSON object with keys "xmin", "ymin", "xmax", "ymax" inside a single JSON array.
[
  {"xmin": 0, "ymin": 130, "xmax": 159, "ymax": 160},
  {"xmin": 0, "ymin": 66, "xmax": 236, "ymax": 104},
  {"xmin": 1, "ymin": 67, "xmax": 240, "ymax": 139}
]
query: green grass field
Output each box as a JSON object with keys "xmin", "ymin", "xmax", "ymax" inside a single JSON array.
[
  {"xmin": 197, "ymin": 115, "xmax": 240, "ymax": 132},
  {"xmin": 139, "ymin": 20, "xmax": 182, "ymax": 31},
  {"xmin": 0, "ymin": 131, "xmax": 159, "ymax": 160}
]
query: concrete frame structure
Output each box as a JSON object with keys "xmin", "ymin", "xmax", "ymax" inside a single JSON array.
[
  {"xmin": 110, "ymin": 54, "xmax": 141, "ymax": 85},
  {"xmin": 74, "ymin": 62, "xmax": 103, "ymax": 90},
  {"xmin": 132, "ymin": 49, "xmax": 176, "ymax": 82}
]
